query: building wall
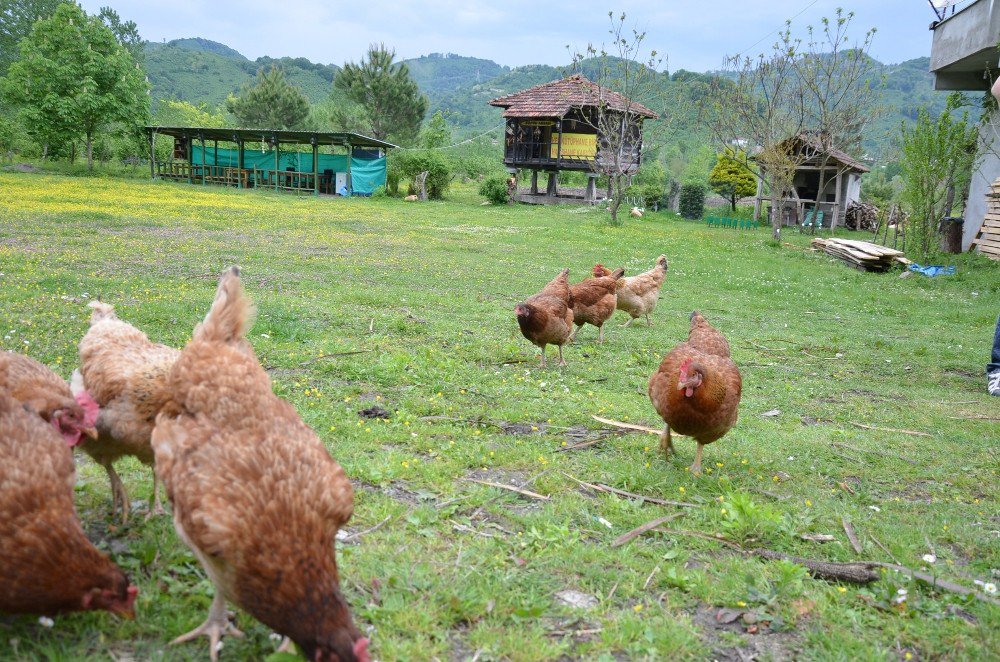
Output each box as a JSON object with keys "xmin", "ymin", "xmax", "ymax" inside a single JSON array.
[{"xmin": 965, "ymin": 108, "xmax": 1000, "ymax": 251}]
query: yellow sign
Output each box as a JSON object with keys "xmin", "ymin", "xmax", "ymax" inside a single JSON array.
[{"xmin": 551, "ymin": 133, "xmax": 597, "ymax": 159}]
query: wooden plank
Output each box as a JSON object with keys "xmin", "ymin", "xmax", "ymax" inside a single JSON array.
[{"xmin": 972, "ymin": 236, "xmax": 1000, "ymax": 251}]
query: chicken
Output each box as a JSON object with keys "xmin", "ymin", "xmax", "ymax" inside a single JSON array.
[
  {"xmin": 0, "ymin": 351, "xmax": 97, "ymax": 446},
  {"xmin": 515, "ymin": 268, "xmax": 575, "ymax": 367},
  {"xmin": 568, "ymin": 267, "xmax": 625, "ymax": 343},
  {"xmin": 152, "ymin": 268, "xmax": 369, "ymax": 662},
  {"xmin": 648, "ymin": 311, "xmax": 742, "ymax": 476},
  {"xmin": 594, "ymin": 254, "xmax": 669, "ymax": 327},
  {"xmin": 77, "ymin": 301, "xmax": 181, "ymax": 523},
  {"xmin": 0, "ymin": 389, "xmax": 137, "ymax": 618}
]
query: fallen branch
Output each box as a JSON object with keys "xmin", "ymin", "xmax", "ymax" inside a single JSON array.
[
  {"xmin": 557, "ymin": 437, "xmax": 609, "ymax": 452},
  {"xmin": 751, "ymin": 549, "xmax": 879, "ymax": 583},
  {"xmin": 611, "ymin": 513, "xmax": 684, "ymax": 548},
  {"xmin": 842, "ymin": 517, "xmax": 863, "ymax": 554},
  {"xmin": 947, "ymin": 415, "xmax": 1000, "ymax": 422},
  {"xmin": 298, "ymin": 350, "xmax": 371, "ymax": 366},
  {"xmin": 591, "ymin": 415, "xmax": 668, "ymax": 435},
  {"xmin": 655, "ymin": 528, "xmax": 745, "ymax": 551},
  {"xmin": 462, "ymin": 478, "xmax": 550, "ymax": 501},
  {"xmin": 848, "ymin": 422, "xmax": 931, "ymax": 438},
  {"xmin": 561, "ymin": 473, "xmax": 698, "ymax": 508},
  {"xmin": 831, "ymin": 441, "xmax": 917, "ymax": 465},
  {"xmin": 869, "ymin": 534, "xmax": 902, "ymax": 565},
  {"xmin": 342, "ymin": 515, "xmax": 393, "ymax": 542}
]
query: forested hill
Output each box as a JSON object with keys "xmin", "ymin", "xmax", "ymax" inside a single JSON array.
[{"xmin": 145, "ymin": 38, "xmax": 952, "ymax": 149}]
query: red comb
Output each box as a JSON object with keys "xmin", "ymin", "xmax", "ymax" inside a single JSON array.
[{"xmin": 354, "ymin": 637, "xmax": 370, "ymax": 662}]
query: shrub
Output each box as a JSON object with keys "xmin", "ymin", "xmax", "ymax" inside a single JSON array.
[
  {"xmin": 679, "ymin": 182, "xmax": 706, "ymax": 219},
  {"xmin": 387, "ymin": 149, "xmax": 452, "ymax": 199},
  {"xmin": 479, "ymin": 176, "xmax": 510, "ymax": 205},
  {"xmin": 371, "ymin": 185, "xmax": 387, "ymax": 198}
]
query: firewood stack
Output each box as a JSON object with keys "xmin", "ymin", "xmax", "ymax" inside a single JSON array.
[
  {"xmin": 971, "ymin": 178, "xmax": 1000, "ymax": 261},
  {"xmin": 811, "ymin": 238, "xmax": 908, "ymax": 272},
  {"xmin": 845, "ymin": 201, "xmax": 879, "ymax": 232}
]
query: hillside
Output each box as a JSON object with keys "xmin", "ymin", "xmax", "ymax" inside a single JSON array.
[{"xmin": 144, "ymin": 39, "xmax": 956, "ymax": 160}]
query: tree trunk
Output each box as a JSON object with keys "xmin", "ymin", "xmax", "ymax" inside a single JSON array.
[
  {"xmin": 69, "ymin": 142, "xmax": 75, "ymax": 164},
  {"xmin": 943, "ymin": 179, "xmax": 955, "ymax": 218},
  {"xmin": 769, "ymin": 175, "xmax": 781, "ymax": 241},
  {"xmin": 730, "ymin": 193, "xmax": 737, "ymax": 211},
  {"xmin": 86, "ymin": 132, "xmax": 93, "ymax": 171},
  {"xmin": 608, "ymin": 174, "xmax": 622, "ymax": 225}
]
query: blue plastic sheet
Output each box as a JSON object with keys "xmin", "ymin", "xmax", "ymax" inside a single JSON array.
[{"xmin": 908, "ymin": 263, "xmax": 956, "ymax": 277}]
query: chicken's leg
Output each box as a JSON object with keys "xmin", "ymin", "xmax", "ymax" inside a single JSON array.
[
  {"xmin": 171, "ymin": 589, "xmax": 244, "ymax": 662},
  {"xmin": 146, "ymin": 471, "xmax": 167, "ymax": 520},
  {"xmin": 105, "ymin": 463, "xmax": 130, "ymax": 525},
  {"xmin": 690, "ymin": 443, "xmax": 704, "ymax": 477},
  {"xmin": 557, "ymin": 344, "xmax": 567, "ymax": 367},
  {"xmin": 645, "ymin": 313, "xmax": 652, "ymax": 327},
  {"xmin": 538, "ymin": 347, "xmax": 548, "ymax": 368},
  {"xmin": 597, "ymin": 325, "xmax": 605, "ymax": 344},
  {"xmin": 659, "ymin": 425, "xmax": 675, "ymax": 459},
  {"xmin": 620, "ymin": 317, "xmax": 635, "ymax": 328}
]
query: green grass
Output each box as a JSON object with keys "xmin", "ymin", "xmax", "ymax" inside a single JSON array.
[{"xmin": 1, "ymin": 171, "xmax": 998, "ymax": 660}]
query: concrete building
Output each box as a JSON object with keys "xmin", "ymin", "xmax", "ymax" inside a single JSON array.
[{"xmin": 929, "ymin": 0, "xmax": 1000, "ymax": 252}]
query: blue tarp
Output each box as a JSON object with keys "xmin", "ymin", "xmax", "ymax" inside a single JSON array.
[
  {"xmin": 908, "ymin": 263, "xmax": 956, "ymax": 277},
  {"xmin": 189, "ymin": 146, "xmax": 386, "ymax": 194}
]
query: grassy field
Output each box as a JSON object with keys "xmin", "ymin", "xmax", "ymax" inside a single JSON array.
[{"xmin": 1, "ymin": 170, "xmax": 998, "ymax": 661}]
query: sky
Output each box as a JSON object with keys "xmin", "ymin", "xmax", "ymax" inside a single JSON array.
[{"xmin": 78, "ymin": 0, "xmax": 944, "ymax": 72}]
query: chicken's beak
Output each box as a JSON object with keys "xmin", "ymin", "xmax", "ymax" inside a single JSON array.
[
  {"xmin": 83, "ymin": 426, "xmax": 99, "ymax": 440},
  {"xmin": 109, "ymin": 603, "xmax": 135, "ymax": 620}
]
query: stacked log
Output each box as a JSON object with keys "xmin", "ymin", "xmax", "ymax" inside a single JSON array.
[
  {"xmin": 811, "ymin": 238, "xmax": 907, "ymax": 272},
  {"xmin": 845, "ymin": 201, "xmax": 879, "ymax": 232},
  {"xmin": 971, "ymin": 178, "xmax": 1000, "ymax": 261}
]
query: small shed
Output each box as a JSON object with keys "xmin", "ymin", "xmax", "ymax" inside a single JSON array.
[
  {"xmin": 143, "ymin": 126, "xmax": 396, "ymax": 196},
  {"xmin": 489, "ymin": 74, "xmax": 658, "ymax": 203},
  {"xmin": 753, "ymin": 133, "xmax": 870, "ymax": 229}
]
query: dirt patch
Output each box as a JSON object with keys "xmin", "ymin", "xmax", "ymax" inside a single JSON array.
[
  {"xmin": 691, "ymin": 605, "xmax": 802, "ymax": 661},
  {"xmin": 465, "ymin": 468, "xmax": 530, "ymax": 486},
  {"xmin": 8, "ymin": 163, "xmax": 41, "ymax": 173},
  {"xmin": 359, "ymin": 405, "xmax": 391, "ymax": 420},
  {"xmin": 498, "ymin": 421, "xmax": 548, "ymax": 435},
  {"xmin": 0, "ymin": 236, "xmax": 40, "ymax": 253},
  {"xmin": 354, "ymin": 479, "xmax": 434, "ymax": 506}
]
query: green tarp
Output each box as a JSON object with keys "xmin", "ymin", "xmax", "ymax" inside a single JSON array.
[{"xmin": 189, "ymin": 145, "xmax": 386, "ymax": 194}]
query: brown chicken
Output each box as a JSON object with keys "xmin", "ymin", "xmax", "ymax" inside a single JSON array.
[
  {"xmin": 648, "ymin": 311, "xmax": 741, "ymax": 475},
  {"xmin": 595, "ymin": 254, "xmax": 669, "ymax": 327},
  {"xmin": 515, "ymin": 268, "xmax": 575, "ymax": 367},
  {"xmin": 152, "ymin": 268, "xmax": 369, "ymax": 662},
  {"xmin": 0, "ymin": 351, "xmax": 97, "ymax": 446},
  {"xmin": 568, "ymin": 267, "xmax": 625, "ymax": 343},
  {"xmin": 0, "ymin": 389, "xmax": 137, "ymax": 618},
  {"xmin": 76, "ymin": 301, "xmax": 181, "ymax": 523}
]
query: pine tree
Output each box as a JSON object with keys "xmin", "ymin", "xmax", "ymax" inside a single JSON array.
[
  {"xmin": 334, "ymin": 44, "xmax": 427, "ymax": 144},
  {"xmin": 226, "ymin": 66, "xmax": 311, "ymax": 130}
]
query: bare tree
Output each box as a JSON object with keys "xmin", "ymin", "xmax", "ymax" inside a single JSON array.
[
  {"xmin": 569, "ymin": 13, "xmax": 664, "ymax": 225},
  {"xmin": 791, "ymin": 9, "xmax": 881, "ymax": 229},
  {"xmin": 708, "ymin": 26, "xmax": 805, "ymax": 241},
  {"xmin": 709, "ymin": 11, "xmax": 879, "ymax": 240}
]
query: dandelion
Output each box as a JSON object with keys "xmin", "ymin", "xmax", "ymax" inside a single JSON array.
[
  {"xmin": 736, "ymin": 600, "xmax": 746, "ymax": 607},
  {"xmin": 678, "ymin": 486, "xmax": 685, "ymax": 493},
  {"xmin": 633, "ymin": 604, "xmax": 643, "ymax": 613},
  {"xmin": 922, "ymin": 554, "xmax": 936, "ymax": 564},
  {"xmin": 721, "ymin": 508, "xmax": 727, "ymax": 515},
  {"xmin": 837, "ymin": 587, "xmax": 847, "ymax": 594},
  {"xmin": 904, "ymin": 654, "xmax": 912, "ymax": 661},
  {"xmin": 805, "ymin": 500, "xmax": 812, "ymax": 507}
]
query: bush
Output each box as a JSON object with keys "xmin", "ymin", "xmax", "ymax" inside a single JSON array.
[
  {"xmin": 371, "ymin": 185, "xmax": 387, "ymax": 198},
  {"xmin": 679, "ymin": 183, "xmax": 706, "ymax": 219},
  {"xmin": 479, "ymin": 176, "xmax": 510, "ymax": 205},
  {"xmin": 387, "ymin": 149, "xmax": 452, "ymax": 199}
]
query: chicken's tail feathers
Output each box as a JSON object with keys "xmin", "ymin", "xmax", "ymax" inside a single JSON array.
[
  {"xmin": 193, "ymin": 266, "xmax": 256, "ymax": 344},
  {"xmin": 87, "ymin": 300, "xmax": 117, "ymax": 324},
  {"xmin": 69, "ymin": 369, "xmax": 85, "ymax": 397},
  {"xmin": 611, "ymin": 267, "xmax": 625, "ymax": 280},
  {"xmin": 657, "ymin": 254, "xmax": 669, "ymax": 270}
]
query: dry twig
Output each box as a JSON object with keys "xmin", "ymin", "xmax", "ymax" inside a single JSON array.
[
  {"xmin": 831, "ymin": 441, "xmax": 917, "ymax": 465},
  {"xmin": 848, "ymin": 422, "xmax": 931, "ymax": 438},
  {"xmin": 342, "ymin": 515, "xmax": 393, "ymax": 542},
  {"xmin": 298, "ymin": 350, "xmax": 371, "ymax": 366},
  {"xmin": 842, "ymin": 517, "xmax": 863, "ymax": 554},
  {"xmin": 591, "ymin": 415, "xmax": 674, "ymax": 435},
  {"xmin": 463, "ymin": 478, "xmax": 550, "ymax": 501},
  {"xmin": 561, "ymin": 473, "xmax": 698, "ymax": 507},
  {"xmin": 611, "ymin": 514, "xmax": 684, "ymax": 548}
]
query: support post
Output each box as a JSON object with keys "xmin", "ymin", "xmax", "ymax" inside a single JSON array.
[
  {"xmin": 200, "ymin": 133, "xmax": 206, "ymax": 186},
  {"xmin": 147, "ymin": 129, "xmax": 155, "ymax": 180},
  {"xmin": 312, "ymin": 139, "xmax": 319, "ymax": 197},
  {"xmin": 274, "ymin": 137, "xmax": 280, "ymax": 190},
  {"xmin": 530, "ymin": 170, "xmax": 539, "ymax": 195},
  {"xmin": 556, "ymin": 119, "xmax": 563, "ymax": 169},
  {"xmin": 237, "ymin": 139, "xmax": 245, "ymax": 188},
  {"xmin": 187, "ymin": 135, "xmax": 193, "ymax": 185},
  {"xmin": 546, "ymin": 172, "xmax": 557, "ymax": 197},
  {"xmin": 585, "ymin": 173, "xmax": 598, "ymax": 203},
  {"xmin": 832, "ymin": 170, "xmax": 842, "ymax": 230},
  {"xmin": 213, "ymin": 139, "xmax": 218, "ymax": 181},
  {"xmin": 346, "ymin": 143, "xmax": 353, "ymax": 195}
]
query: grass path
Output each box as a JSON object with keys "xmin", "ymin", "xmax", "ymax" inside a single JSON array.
[{"xmin": 1, "ymin": 171, "xmax": 998, "ymax": 660}]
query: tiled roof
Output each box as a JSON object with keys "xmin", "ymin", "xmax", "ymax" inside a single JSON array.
[
  {"xmin": 784, "ymin": 133, "xmax": 870, "ymax": 173},
  {"xmin": 489, "ymin": 74, "xmax": 658, "ymax": 119}
]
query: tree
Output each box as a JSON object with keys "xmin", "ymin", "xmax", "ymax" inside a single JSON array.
[
  {"xmin": 2, "ymin": 3, "xmax": 149, "ymax": 169},
  {"xmin": 334, "ymin": 43, "xmax": 427, "ymax": 144},
  {"xmin": 900, "ymin": 94, "xmax": 978, "ymax": 262},
  {"xmin": 710, "ymin": 10, "xmax": 879, "ymax": 239},
  {"xmin": 568, "ymin": 13, "xmax": 665, "ymax": 226},
  {"xmin": 708, "ymin": 149, "xmax": 756, "ymax": 210},
  {"xmin": 421, "ymin": 110, "xmax": 450, "ymax": 149},
  {"xmin": 790, "ymin": 9, "xmax": 881, "ymax": 229},
  {"xmin": 97, "ymin": 6, "xmax": 144, "ymax": 68},
  {"xmin": 226, "ymin": 65, "xmax": 310, "ymax": 130},
  {"xmin": 0, "ymin": 0, "xmax": 62, "ymax": 77}
]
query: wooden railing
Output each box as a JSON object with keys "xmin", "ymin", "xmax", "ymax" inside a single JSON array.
[{"xmin": 155, "ymin": 162, "xmax": 332, "ymax": 194}]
